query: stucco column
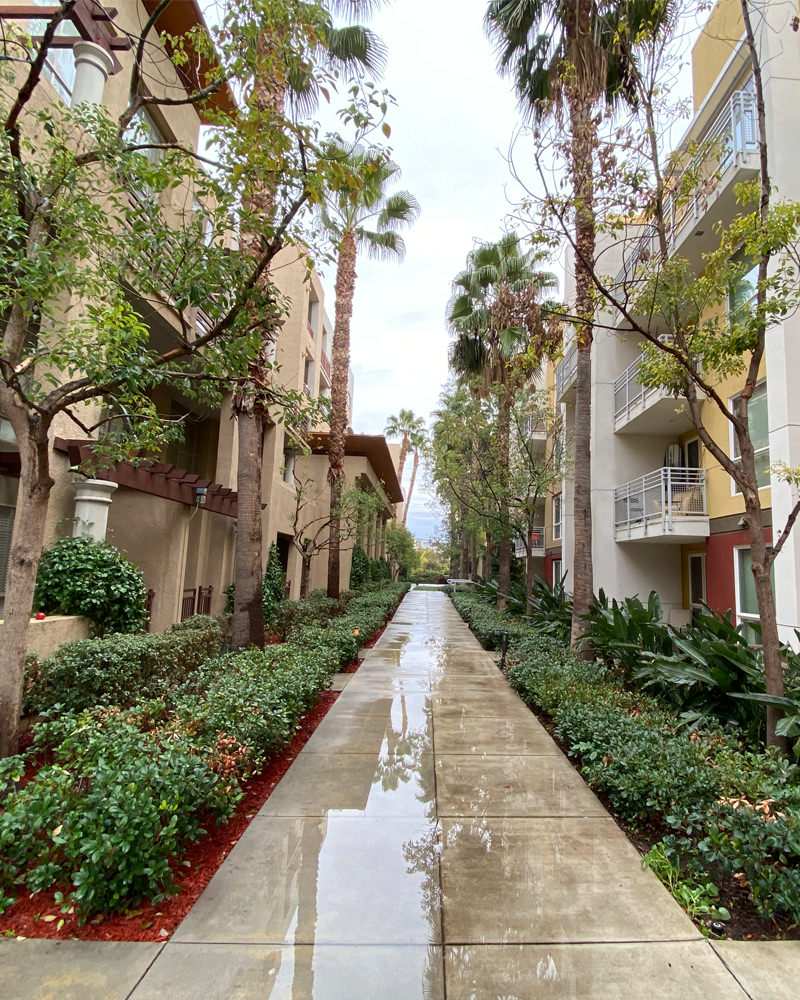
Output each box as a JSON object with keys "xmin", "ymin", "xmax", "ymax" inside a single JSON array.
[
  {"xmin": 73, "ymin": 479, "xmax": 118, "ymax": 542},
  {"xmin": 71, "ymin": 41, "xmax": 114, "ymax": 107}
]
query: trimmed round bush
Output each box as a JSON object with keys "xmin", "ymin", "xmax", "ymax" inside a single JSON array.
[{"xmin": 35, "ymin": 536, "xmax": 147, "ymax": 634}]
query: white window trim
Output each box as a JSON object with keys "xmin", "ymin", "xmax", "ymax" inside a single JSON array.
[
  {"xmin": 729, "ymin": 379, "xmax": 769, "ymax": 497},
  {"xmin": 733, "ymin": 545, "xmax": 760, "ymax": 632},
  {"xmin": 552, "ymin": 493, "xmax": 562, "ymax": 542}
]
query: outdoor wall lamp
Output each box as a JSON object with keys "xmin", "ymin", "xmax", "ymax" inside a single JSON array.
[{"xmin": 195, "ymin": 486, "xmax": 208, "ymax": 506}]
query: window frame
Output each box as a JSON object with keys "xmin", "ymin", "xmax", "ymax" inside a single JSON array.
[
  {"xmin": 552, "ymin": 493, "xmax": 562, "ymax": 542},
  {"xmin": 729, "ymin": 379, "xmax": 769, "ymax": 496}
]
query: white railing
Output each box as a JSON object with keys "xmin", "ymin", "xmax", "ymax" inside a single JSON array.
[
  {"xmin": 613, "ymin": 355, "xmax": 667, "ymax": 425},
  {"xmin": 616, "ymin": 89, "xmax": 758, "ymax": 287},
  {"xmin": 555, "ymin": 342, "xmax": 578, "ymax": 399},
  {"xmin": 514, "ymin": 527, "xmax": 546, "ymax": 558},
  {"xmin": 614, "ymin": 468, "xmax": 706, "ymax": 536}
]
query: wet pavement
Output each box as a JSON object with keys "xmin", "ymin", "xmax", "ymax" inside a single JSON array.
[{"xmin": 2, "ymin": 589, "xmax": 798, "ymax": 998}]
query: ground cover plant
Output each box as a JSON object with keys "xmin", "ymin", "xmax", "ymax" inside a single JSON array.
[
  {"xmin": 451, "ymin": 584, "xmax": 800, "ymax": 937},
  {"xmin": 0, "ymin": 584, "xmax": 407, "ymax": 924}
]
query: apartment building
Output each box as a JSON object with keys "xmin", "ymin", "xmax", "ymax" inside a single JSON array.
[
  {"xmin": 0, "ymin": 2, "xmax": 400, "ymax": 644},
  {"xmin": 546, "ymin": 0, "xmax": 800, "ymax": 644}
]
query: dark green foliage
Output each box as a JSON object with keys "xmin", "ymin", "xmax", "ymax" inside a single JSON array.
[
  {"xmin": 450, "ymin": 591, "xmax": 528, "ymax": 650},
  {"xmin": 500, "ymin": 619, "xmax": 800, "ymax": 923},
  {"xmin": 0, "ymin": 583, "xmax": 410, "ymax": 921},
  {"xmin": 262, "ymin": 543, "xmax": 285, "ymax": 625},
  {"xmin": 271, "ymin": 591, "xmax": 349, "ymax": 638},
  {"xmin": 349, "ymin": 544, "xmax": 370, "ymax": 589},
  {"xmin": 34, "ymin": 536, "xmax": 147, "ymax": 635},
  {"xmin": 25, "ymin": 616, "xmax": 223, "ymax": 714},
  {"xmin": 0, "ymin": 709, "xmax": 238, "ymax": 920}
]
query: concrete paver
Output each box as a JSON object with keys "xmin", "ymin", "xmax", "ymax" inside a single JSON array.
[
  {"xmin": 0, "ymin": 940, "xmax": 163, "ymax": 1000},
  {"xmin": 6, "ymin": 590, "xmax": 798, "ymax": 997},
  {"xmin": 712, "ymin": 941, "xmax": 800, "ymax": 999}
]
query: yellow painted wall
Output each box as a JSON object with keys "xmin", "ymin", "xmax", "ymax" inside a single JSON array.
[{"xmin": 692, "ymin": 0, "xmax": 745, "ymax": 111}]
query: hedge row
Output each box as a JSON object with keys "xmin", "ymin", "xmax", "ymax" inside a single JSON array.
[
  {"xmin": 25, "ymin": 616, "xmax": 224, "ymax": 714},
  {"xmin": 453, "ymin": 597, "xmax": 800, "ymax": 925},
  {"xmin": 0, "ymin": 585, "xmax": 408, "ymax": 920}
]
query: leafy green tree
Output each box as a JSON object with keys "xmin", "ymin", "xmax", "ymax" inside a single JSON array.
[
  {"xmin": 447, "ymin": 232, "xmax": 558, "ymax": 607},
  {"xmin": 385, "ymin": 409, "xmax": 426, "ymax": 486},
  {"xmin": 319, "ymin": 142, "xmax": 419, "ymax": 597},
  {"xmin": 385, "ymin": 521, "xmax": 419, "ymax": 580}
]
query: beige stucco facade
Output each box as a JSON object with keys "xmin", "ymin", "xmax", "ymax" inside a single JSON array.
[{"xmin": 0, "ymin": 4, "xmax": 401, "ymax": 641}]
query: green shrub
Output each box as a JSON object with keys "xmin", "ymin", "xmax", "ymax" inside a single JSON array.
[
  {"xmin": 34, "ymin": 536, "xmax": 147, "ymax": 634},
  {"xmin": 222, "ymin": 542, "xmax": 286, "ymax": 623},
  {"xmin": 349, "ymin": 545, "xmax": 370, "ymax": 589},
  {"xmin": 451, "ymin": 591, "xmax": 528, "ymax": 650},
  {"xmin": 583, "ymin": 590, "xmax": 673, "ymax": 678},
  {"xmin": 25, "ymin": 616, "xmax": 223, "ymax": 713},
  {"xmin": 0, "ymin": 709, "xmax": 238, "ymax": 920}
]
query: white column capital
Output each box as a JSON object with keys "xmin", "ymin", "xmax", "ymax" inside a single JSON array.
[{"xmin": 71, "ymin": 41, "xmax": 114, "ymax": 107}]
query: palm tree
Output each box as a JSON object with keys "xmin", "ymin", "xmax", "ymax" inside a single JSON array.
[
  {"xmin": 232, "ymin": 3, "xmax": 387, "ymax": 648},
  {"xmin": 402, "ymin": 425, "xmax": 427, "ymax": 528},
  {"xmin": 385, "ymin": 408, "xmax": 425, "ymax": 485},
  {"xmin": 447, "ymin": 232, "xmax": 558, "ymax": 609},
  {"xmin": 485, "ymin": 0, "xmax": 669, "ymax": 646},
  {"xmin": 320, "ymin": 142, "xmax": 419, "ymax": 597}
]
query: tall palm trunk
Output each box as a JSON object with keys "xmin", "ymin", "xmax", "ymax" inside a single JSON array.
[
  {"xmin": 566, "ymin": 73, "xmax": 597, "ymax": 651},
  {"xmin": 0, "ymin": 414, "xmax": 52, "ymax": 756},
  {"xmin": 327, "ymin": 229, "xmax": 357, "ymax": 597},
  {"xmin": 231, "ymin": 45, "xmax": 285, "ymax": 646},
  {"xmin": 496, "ymin": 381, "xmax": 512, "ymax": 610},
  {"xmin": 402, "ymin": 449, "xmax": 419, "ymax": 527},
  {"xmin": 396, "ymin": 434, "xmax": 409, "ymax": 483},
  {"xmin": 231, "ymin": 397, "xmax": 266, "ymax": 648}
]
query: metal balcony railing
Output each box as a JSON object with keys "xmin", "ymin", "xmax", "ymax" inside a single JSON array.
[
  {"xmin": 614, "ymin": 468, "xmax": 706, "ymax": 537},
  {"xmin": 320, "ymin": 350, "xmax": 331, "ymax": 379},
  {"xmin": 616, "ymin": 89, "xmax": 758, "ymax": 287},
  {"xmin": 613, "ymin": 355, "xmax": 668, "ymax": 425},
  {"xmin": 555, "ymin": 342, "xmax": 578, "ymax": 400},
  {"xmin": 514, "ymin": 527, "xmax": 546, "ymax": 558}
]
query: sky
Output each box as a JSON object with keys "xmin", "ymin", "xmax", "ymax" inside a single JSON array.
[{"xmin": 317, "ymin": 0, "xmax": 531, "ymax": 543}]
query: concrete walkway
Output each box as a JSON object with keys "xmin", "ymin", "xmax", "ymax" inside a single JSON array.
[{"xmin": 2, "ymin": 590, "xmax": 797, "ymax": 998}]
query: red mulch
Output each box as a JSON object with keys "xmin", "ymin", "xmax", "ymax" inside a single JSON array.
[
  {"xmin": 361, "ymin": 621, "xmax": 388, "ymax": 650},
  {"xmin": 0, "ymin": 691, "xmax": 339, "ymax": 943}
]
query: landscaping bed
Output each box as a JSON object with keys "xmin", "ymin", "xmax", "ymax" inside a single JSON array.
[
  {"xmin": 0, "ymin": 584, "xmax": 407, "ymax": 936},
  {"xmin": 450, "ymin": 588, "xmax": 800, "ymax": 940}
]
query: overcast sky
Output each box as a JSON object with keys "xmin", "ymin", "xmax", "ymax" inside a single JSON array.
[{"xmin": 317, "ymin": 0, "xmax": 530, "ymax": 542}]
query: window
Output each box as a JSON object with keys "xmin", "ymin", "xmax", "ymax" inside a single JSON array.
[
  {"xmin": 32, "ymin": 1, "xmax": 76, "ymax": 102},
  {"xmin": 552, "ymin": 493, "xmax": 562, "ymax": 541},
  {"xmin": 0, "ymin": 505, "xmax": 15, "ymax": 618},
  {"xmin": 282, "ymin": 449, "xmax": 296, "ymax": 485},
  {"xmin": 685, "ymin": 437, "xmax": 701, "ymax": 469},
  {"xmin": 734, "ymin": 546, "xmax": 775, "ymax": 643},
  {"xmin": 728, "ymin": 248, "xmax": 758, "ymax": 319},
  {"xmin": 552, "ymin": 558, "xmax": 563, "ymax": 589},
  {"xmin": 303, "ymin": 358, "xmax": 314, "ymax": 395},
  {"xmin": 731, "ymin": 380, "xmax": 769, "ymax": 492},
  {"xmin": 688, "ymin": 553, "xmax": 706, "ymax": 624}
]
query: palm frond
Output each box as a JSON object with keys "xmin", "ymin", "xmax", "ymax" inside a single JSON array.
[
  {"xmin": 377, "ymin": 191, "xmax": 420, "ymax": 230},
  {"xmin": 356, "ymin": 227, "xmax": 406, "ymax": 261},
  {"xmin": 323, "ymin": 25, "xmax": 388, "ymax": 76}
]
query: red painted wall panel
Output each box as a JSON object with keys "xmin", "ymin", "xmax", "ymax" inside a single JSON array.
[{"xmin": 705, "ymin": 527, "xmax": 772, "ymax": 622}]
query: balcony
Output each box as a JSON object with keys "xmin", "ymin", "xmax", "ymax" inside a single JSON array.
[
  {"xmin": 307, "ymin": 320, "xmax": 316, "ymax": 341},
  {"xmin": 514, "ymin": 527, "xmax": 545, "ymax": 559},
  {"xmin": 614, "ymin": 468, "xmax": 708, "ymax": 542},
  {"xmin": 613, "ymin": 355, "xmax": 694, "ymax": 434},
  {"xmin": 555, "ymin": 343, "xmax": 578, "ymax": 401},
  {"xmin": 616, "ymin": 89, "xmax": 759, "ymax": 288},
  {"xmin": 320, "ymin": 349, "xmax": 332, "ymax": 383}
]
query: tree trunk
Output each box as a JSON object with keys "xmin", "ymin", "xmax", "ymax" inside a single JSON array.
[
  {"xmin": 0, "ymin": 418, "xmax": 53, "ymax": 757},
  {"xmin": 300, "ymin": 555, "xmax": 312, "ymax": 599},
  {"xmin": 459, "ymin": 510, "xmax": 469, "ymax": 578},
  {"xmin": 469, "ymin": 531, "xmax": 477, "ymax": 581},
  {"xmin": 567, "ymin": 82, "xmax": 597, "ymax": 653},
  {"xmin": 485, "ymin": 532, "xmax": 494, "ymax": 581},
  {"xmin": 397, "ymin": 434, "xmax": 409, "ymax": 485},
  {"xmin": 232, "ymin": 407, "xmax": 265, "ymax": 649},
  {"xmin": 402, "ymin": 450, "xmax": 419, "ymax": 527},
  {"xmin": 327, "ymin": 230, "xmax": 357, "ymax": 598},
  {"xmin": 496, "ymin": 385, "xmax": 512, "ymax": 611},
  {"xmin": 525, "ymin": 540, "xmax": 535, "ymax": 612}
]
